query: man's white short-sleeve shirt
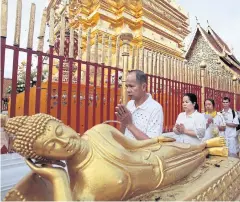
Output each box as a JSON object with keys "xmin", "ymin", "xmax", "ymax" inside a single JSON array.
[
  {"xmin": 222, "ymin": 108, "xmax": 239, "ymax": 138},
  {"xmin": 124, "ymin": 94, "xmax": 163, "ymax": 139},
  {"xmin": 221, "ymin": 108, "xmax": 240, "ymax": 155}
]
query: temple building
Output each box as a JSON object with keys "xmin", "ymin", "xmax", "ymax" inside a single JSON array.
[
  {"xmin": 47, "ymin": 0, "xmax": 190, "ymax": 61},
  {"xmin": 185, "ymin": 23, "xmax": 240, "ymax": 90}
]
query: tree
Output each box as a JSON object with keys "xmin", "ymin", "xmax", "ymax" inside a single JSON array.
[{"xmin": 7, "ymin": 61, "xmax": 48, "ymax": 94}]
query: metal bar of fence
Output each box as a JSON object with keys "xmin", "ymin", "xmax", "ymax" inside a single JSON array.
[
  {"xmin": 178, "ymin": 81, "xmax": 181, "ymax": 115},
  {"xmin": 165, "ymin": 78, "xmax": 169, "ymax": 132},
  {"xmin": 162, "ymin": 78, "xmax": 166, "ymax": 132},
  {"xmin": 57, "ymin": 58, "xmax": 63, "ymax": 119},
  {"xmin": 35, "ymin": 52, "xmax": 43, "ymax": 114},
  {"xmin": 179, "ymin": 81, "xmax": 182, "ymax": 114},
  {"xmin": 84, "ymin": 63, "xmax": 90, "ymax": 131},
  {"xmin": 150, "ymin": 76, "xmax": 153, "ymax": 95},
  {"xmin": 24, "ymin": 49, "xmax": 32, "ymax": 115},
  {"xmin": 100, "ymin": 65, "xmax": 104, "ymax": 123},
  {"xmin": 107, "ymin": 66, "xmax": 111, "ymax": 121},
  {"xmin": 76, "ymin": 61, "xmax": 82, "ymax": 133},
  {"xmin": 175, "ymin": 81, "xmax": 178, "ymax": 124},
  {"xmin": 92, "ymin": 64, "xmax": 97, "ymax": 126},
  {"xmin": 10, "ymin": 46, "xmax": 19, "ymax": 117},
  {"xmin": 199, "ymin": 86, "xmax": 202, "ymax": 112},
  {"xmin": 47, "ymin": 46, "xmax": 54, "ymax": 114},
  {"xmin": 170, "ymin": 79, "xmax": 174, "ymax": 131},
  {"xmin": 161, "ymin": 78, "xmax": 164, "ymax": 115},
  {"xmin": 0, "ymin": 37, "xmax": 6, "ymax": 112},
  {"xmin": 173, "ymin": 80, "xmax": 177, "ymax": 130},
  {"xmin": 154, "ymin": 76, "xmax": 157, "ymax": 100},
  {"xmin": 67, "ymin": 58, "xmax": 73, "ymax": 126},
  {"xmin": 113, "ymin": 69, "xmax": 119, "ymax": 128},
  {"xmin": 172, "ymin": 80, "xmax": 175, "ymax": 130}
]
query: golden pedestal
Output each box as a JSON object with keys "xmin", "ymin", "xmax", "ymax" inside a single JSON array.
[{"xmin": 130, "ymin": 156, "xmax": 240, "ymax": 201}]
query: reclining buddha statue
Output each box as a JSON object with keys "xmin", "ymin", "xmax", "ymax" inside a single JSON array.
[{"xmin": 2, "ymin": 113, "xmax": 228, "ymax": 201}]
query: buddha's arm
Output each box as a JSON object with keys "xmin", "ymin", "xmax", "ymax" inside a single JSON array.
[
  {"xmin": 112, "ymin": 130, "xmax": 159, "ymax": 149},
  {"xmin": 51, "ymin": 172, "xmax": 72, "ymax": 200},
  {"xmin": 126, "ymin": 123, "xmax": 150, "ymax": 140},
  {"xmin": 4, "ymin": 172, "xmax": 54, "ymax": 201},
  {"xmin": 26, "ymin": 159, "xmax": 72, "ymax": 201}
]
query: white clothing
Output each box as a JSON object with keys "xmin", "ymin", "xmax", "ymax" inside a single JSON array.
[
  {"xmin": 202, "ymin": 112, "xmax": 226, "ymax": 141},
  {"xmin": 221, "ymin": 108, "xmax": 240, "ymax": 155},
  {"xmin": 124, "ymin": 94, "xmax": 163, "ymax": 139},
  {"xmin": 174, "ymin": 111, "xmax": 206, "ymax": 145}
]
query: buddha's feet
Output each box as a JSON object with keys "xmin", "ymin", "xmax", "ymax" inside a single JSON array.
[
  {"xmin": 205, "ymin": 137, "xmax": 226, "ymax": 148},
  {"xmin": 208, "ymin": 147, "xmax": 228, "ymax": 157}
]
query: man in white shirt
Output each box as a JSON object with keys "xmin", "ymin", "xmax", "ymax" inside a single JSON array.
[
  {"xmin": 115, "ymin": 70, "xmax": 163, "ymax": 140},
  {"xmin": 221, "ymin": 97, "xmax": 239, "ymax": 157}
]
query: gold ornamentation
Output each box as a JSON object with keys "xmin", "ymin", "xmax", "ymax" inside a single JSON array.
[{"xmin": 193, "ymin": 162, "xmax": 240, "ymax": 201}]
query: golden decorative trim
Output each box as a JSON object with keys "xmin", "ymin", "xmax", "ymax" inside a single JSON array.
[{"xmin": 193, "ymin": 161, "xmax": 240, "ymax": 201}]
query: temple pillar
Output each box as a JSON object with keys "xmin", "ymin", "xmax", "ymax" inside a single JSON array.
[{"xmin": 120, "ymin": 25, "xmax": 133, "ymax": 105}]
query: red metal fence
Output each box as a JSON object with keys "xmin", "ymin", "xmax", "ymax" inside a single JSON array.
[
  {"xmin": 146, "ymin": 74, "xmax": 201, "ymax": 132},
  {"xmin": 1, "ymin": 36, "xmax": 239, "ymax": 135},
  {"xmin": 236, "ymin": 94, "xmax": 240, "ymax": 111},
  {"xmin": 204, "ymin": 87, "xmax": 235, "ymax": 111},
  {"xmin": 0, "ymin": 35, "xmax": 203, "ymax": 134}
]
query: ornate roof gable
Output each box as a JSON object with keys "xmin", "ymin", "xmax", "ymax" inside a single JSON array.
[{"xmin": 185, "ymin": 23, "xmax": 240, "ymax": 71}]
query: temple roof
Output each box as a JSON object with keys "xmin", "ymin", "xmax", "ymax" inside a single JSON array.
[{"xmin": 185, "ymin": 23, "xmax": 240, "ymax": 74}]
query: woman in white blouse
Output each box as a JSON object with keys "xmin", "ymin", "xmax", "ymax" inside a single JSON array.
[
  {"xmin": 173, "ymin": 93, "xmax": 206, "ymax": 145},
  {"xmin": 202, "ymin": 99, "xmax": 226, "ymax": 141}
]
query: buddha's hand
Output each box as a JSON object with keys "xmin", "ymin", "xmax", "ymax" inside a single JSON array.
[
  {"xmin": 157, "ymin": 136, "xmax": 176, "ymax": 143},
  {"xmin": 25, "ymin": 159, "xmax": 68, "ymax": 183}
]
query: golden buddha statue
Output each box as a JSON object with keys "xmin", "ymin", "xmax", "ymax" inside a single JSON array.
[{"xmin": 2, "ymin": 113, "xmax": 228, "ymax": 201}]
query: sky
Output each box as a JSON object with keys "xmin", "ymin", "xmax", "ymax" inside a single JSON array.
[
  {"xmin": 3, "ymin": 0, "xmax": 49, "ymax": 78},
  {"xmin": 2, "ymin": 0, "xmax": 240, "ymax": 78}
]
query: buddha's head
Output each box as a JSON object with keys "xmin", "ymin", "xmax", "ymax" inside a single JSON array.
[{"xmin": 4, "ymin": 113, "xmax": 81, "ymax": 160}]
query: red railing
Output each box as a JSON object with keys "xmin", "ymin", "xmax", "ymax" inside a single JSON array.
[
  {"xmin": 1, "ymin": 35, "xmax": 203, "ymax": 135},
  {"xmin": 236, "ymin": 94, "xmax": 240, "ymax": 111},
  {"xmin": 146, "ymin": 74, "xmax": 201, "ymax": 132},
  {"xmin": 2, "ymin": 35, "xmax": 238, "ymax": 137},
  {"xmin": 2, "ymin": 35, "xmax": 239, "ymax": 155},
  {"xmin": 1, "ymin": 37, "xmax": 123, "ymax": 134},
  {"xmin": 204, "ymin": 87, "xmax": 235, "ymax": 111}
]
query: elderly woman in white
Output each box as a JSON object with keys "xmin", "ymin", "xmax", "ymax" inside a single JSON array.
[{"xmin": 173, "ymin": 93, "xmax": 206, "ymax": 145}]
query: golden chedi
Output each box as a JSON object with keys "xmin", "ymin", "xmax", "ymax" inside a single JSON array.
[{"xmin": 2, "ymin": 113, "xmax": 229, "ymax": 201}]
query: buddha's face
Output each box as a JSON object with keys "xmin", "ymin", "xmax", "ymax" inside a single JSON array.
[{"xmin": 33, "ymin": 120, "xmax": 81, "ymax": 160}]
